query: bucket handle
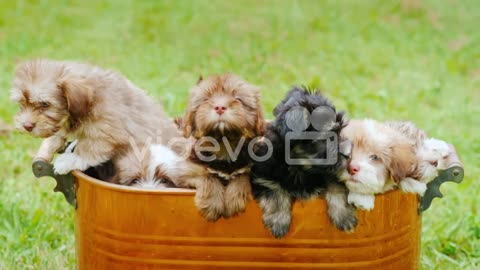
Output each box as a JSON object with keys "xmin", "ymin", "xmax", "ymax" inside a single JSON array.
[
  {"xmin": 418, "ymin": 144, "xmax": 464, "ymax": 213},
  {"xmin": 32, "ymin": 158, "xmax": 77, "ymax": 208}
]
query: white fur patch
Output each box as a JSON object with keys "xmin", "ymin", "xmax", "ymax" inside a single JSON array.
[
  {"xmin": 132, "ymin": 144, "xmax": 182, "ymax": 188},
  {"xmin": 131, "ymin": 178, "xmax": 169, "ymax": 190},
  {"xmin": 348, "ymin": 192, "xmax": 375, "ymax": 210},
  {"xmin": 364, "ymin": 119, "xmax": 388, "ymax": 145},
  {"xmin": 424, "ymin": 138, "xmax": 450, "ymax": 157},
  {"xmin": 400, "ymin": 177, "xmax": 427, "ymax": 196},
  {"xmin": 341, "ymin": 161, "xmax": 389, "ymax": 194},
  {"xmin": 53, "ymin": 152, "xmax": 90, "ymax": 174},
  {"xmin": 148, "ymin": 144, "xmax": 181, "ymax": 176}
]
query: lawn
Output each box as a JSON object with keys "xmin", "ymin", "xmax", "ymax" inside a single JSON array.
[{"xmin": 0, "ymin": 0, "xmax": 478, "ymax": 269}]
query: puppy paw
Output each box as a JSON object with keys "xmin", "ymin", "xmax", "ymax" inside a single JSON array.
[
  {"xmin": 224, "ymin": 194, "xmax": 250, "ymax": 218},
  {"xmin": 400, "ymin": 178, "xmax": 427, "ymax": 196},
  {"xmin": 326, "ymin": 189, "xmax": 358, "ymax": 232},
  {"xmin": 348, "ymin": 192, "xmax": 375, "ymax": 211},
  {"xmin": 195, "ymin": 195, "xmax": 225, "ymax": 222},
  {"xmin": 329, "ymin": 207, "xmax": 358, "ymax": 232},
  {"xmin": 198, "ymin": 204, "xmax": 224, "ymax": 222},
  {"xmin": 224, "ymin": 187, "xmax": 252, "ymax": 218},
  {"xmin": 53, "ymin": 153, "xmax": 89, "ymax": 175},
  {"xmin": 263, "ymin": 213, "xmax": 291, "ymax": 239},
  {"xmin": 223, "ymin": 175, "xmax": 252, "ymax": 218}
]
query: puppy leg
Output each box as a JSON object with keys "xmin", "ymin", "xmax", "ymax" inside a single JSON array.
[
  {"xmin": 161, "ymin": 160, "xmax": 225, "ymax": 221},
  {"xmin": 348, "ymin": 192, "xmax": 375, "ymax": 210},
  {"xmin": 224, "ymin": 174, "xmax": 253, "ymax": 218},
  {"xmin": 36, "ymin": 136, "xmax": 66, "ymax": 163},
  {"xmin": 325, "ymin": 183, "xmax": 358, "ymax": 232},
  {"xmin": 400, "ymin": 177, "xmax": 427, "ymax": 196},
  {"xmin": 54, "ymin": 152, "xmax": 92, "ymax": 175},
  {"xmin": 195, "ymin": 175, "xmax": 226, "ymax": 222},
  {"xmin": 54, "ymin": 139, "xmax": 114, "ymax": 174},
  {"xmin": 253, "ymin": 179, "xmax": 292, "ymax": 238}
]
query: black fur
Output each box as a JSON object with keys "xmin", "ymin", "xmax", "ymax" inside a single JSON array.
[{"xmin": 251, "ymin": 86, "xmax": 357, "ymax": 238}]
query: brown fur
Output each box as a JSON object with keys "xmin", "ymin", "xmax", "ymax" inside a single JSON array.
[
  {"xmin": 181, "ymin": 74, "xmax": 264, "ymax": 221},
  {"xmin": 389, "ymin": 143, "xmax": 417, "ymax": 183},
  {"xmin": 11, "ymin": 59, "xmax": 181, "ymax": 183},
  {"xmin": 386, "ymin": 120, "xmax": 449, "ymax": 182}
]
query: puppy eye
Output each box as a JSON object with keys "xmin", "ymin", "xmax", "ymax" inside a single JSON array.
[
  {"xmin": 39, "ymin": 102, "xmax": 50, "ymax": 108},
  {"xmin": 370, "ymin": 154, "xmax": 379, "ymax": 161},
  {"xmin": 235, "ymin": 97, "xmax": 244, "ymax": 103}
]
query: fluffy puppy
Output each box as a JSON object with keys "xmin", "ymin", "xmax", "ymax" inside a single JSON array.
[
  {"xmin": 338, "ymin": 119, "xmax": 417, "ymax": 210},
  {"xmin": 386, "ymin": 121, "xmax": 450, "ymax": 195},
  {"xmin": 11, "ymin": 59, "xmax": 180, "ymax": 182},
  {"xmin": 181, "ymin": 74, "xmax": 264, "ymax": 221},
  {"xmin": 250, "ymin": 87, "xmax": 357, "ymax": 238}
]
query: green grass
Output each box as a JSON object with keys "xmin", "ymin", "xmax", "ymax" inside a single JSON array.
[{"xmin": 0, "ymin": 0, "xmax": 478, "ymax": 269}]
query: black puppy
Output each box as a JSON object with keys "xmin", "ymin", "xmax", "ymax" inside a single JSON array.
[{"xmin": 250, "ymin": 86, "xmax": 357, "ymax": 238}]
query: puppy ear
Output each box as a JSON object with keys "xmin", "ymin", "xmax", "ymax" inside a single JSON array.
[
  {"xmin": 388, "ymin": 144, "xmax": 416, "ymax": 183},
  {"xmin": 197, "ymin": 75, "xmax": 204, "ymax": 85},
  {"xmin": 173, "ymin": 116, "xmax": 183, "ymax": 129},
  {"xmin": 254, "ymin": 110, "xmax": 265, "ymax": 136},
  {"xmin": 58, "ymin": 78, "xmax": 93, "ymax": 120},
  {"xmin": 182, "ymin": 109, "xmax": 196, "ymax": 137}
]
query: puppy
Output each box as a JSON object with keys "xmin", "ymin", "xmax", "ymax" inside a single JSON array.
[
  {"xmin": 339, "ymin": 119, "xmax": 417, "ymax": 210},
  {"xmin": 250, "ymin": 87, "xmax": 357, "ymax": 238},
  {"xmin": 386, "ymin": 121, "xmax": 451, "ymax": 195},
  {"xmin": 181, "ymin": 74, "xmax": 264, "ymax": 221},
  {"xmin": 117, "ymin": 142, "xmax": 207, "ymax": 191},
  {"xmin": 124, "ymin": 144, "xmax": 177, "ymax": 189},
  {"xmin": 11, "ymin": 59, "xmax": 180, "ymax": 182}
]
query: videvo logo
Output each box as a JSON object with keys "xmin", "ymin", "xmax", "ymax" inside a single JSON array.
[{"xmin": 284, "ymin": 106, "xmax": 339, "ymax": 166}]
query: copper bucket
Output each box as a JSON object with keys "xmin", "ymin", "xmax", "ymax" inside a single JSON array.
[{"xmin": 32, "ymin": 147, "xmax": 463, "ymax": 270}]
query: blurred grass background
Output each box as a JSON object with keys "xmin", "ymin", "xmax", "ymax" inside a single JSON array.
[{"xmin": 0, "ymin": 0, "xmax": 478, "ymax": 269}]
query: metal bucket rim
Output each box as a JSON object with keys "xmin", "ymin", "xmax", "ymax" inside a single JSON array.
[{"xmin": 72, "ymin": 170, "xmax": 406, "ymax": 198}]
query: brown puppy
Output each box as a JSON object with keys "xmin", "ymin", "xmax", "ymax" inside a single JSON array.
[
  {"xmin": 11, "ymin": 59, "xmax": 180, "ymax": 183},
  {"xmin": 182, "ymin": 74, "xmax": 264, "ymax": 221}
]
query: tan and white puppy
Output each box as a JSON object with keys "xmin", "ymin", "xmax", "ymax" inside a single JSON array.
[
  {"xmin": 386, "ymin": 121, "xmax": 450, "ymax": 195},
  {"xmin": 339, "ymin": 119, "xmax": 417, "ymax": 210},
  {"xmin": 11, "ymin": 59, "xmax": 180, "ymax": 182},
  {"xmin": 122, "ymin": 142, "xmax": 207, "ymax": 191}
]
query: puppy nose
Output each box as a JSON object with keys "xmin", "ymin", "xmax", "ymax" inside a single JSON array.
[
  {"xmin": 348, "ymin": 165, "xmax": 360, "ymax": 175},
  {"xmin": 214, "ymin": 105, "xmax": 227, "ymax": 115},
  {"xmin": 23, "ymin": 122, "xmax": 36, "ymax": 132}
]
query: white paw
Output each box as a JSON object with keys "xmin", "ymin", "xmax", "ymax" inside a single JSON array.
[
  {"xmin": 348, "ymin": 192, "xmax": 375, "ymax": 211},
  {"xmin": 400, "ymin": 178, "xmax": 427, "ymax": 196},
  {"xmin": 53, "ymin": 153, "xmax": 89, "ymax": 175}
]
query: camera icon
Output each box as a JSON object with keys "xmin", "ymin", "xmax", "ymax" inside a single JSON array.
[{"xmin": 284, "ymin": 106, "xmax": 339, "ymax": 166}]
